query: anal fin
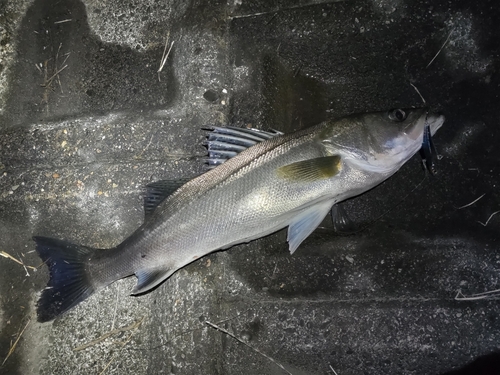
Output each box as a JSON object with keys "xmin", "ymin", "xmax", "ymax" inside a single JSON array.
[{"xmin": 132, "ymin": 267, "xmax": 174, "ymax": 294}]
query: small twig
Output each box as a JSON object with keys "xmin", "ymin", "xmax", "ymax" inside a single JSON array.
[
  {"xmin": 329, "ymin": 364, "xmax": 339, "ymax": 375},
  {"xmin": 293, "ymin": 64, "xmax": 302, "ymax": 78},
  {"xmin": 126, "ymin": 308, "xmax": 260, "ymax": 352},
  {"xmin": 410, "ymin": 83, "xmax": 426, "ymax": 105},
  {"xmin": 205, "ymin": 321, "xmax": 292, "ymax": 375},
  {"xmin": 0, "ymin": 251, "xmax": 37, "ymax": 271},
  {"xmin": 111, "ymin": 285, "xmax": 120, "ymax": 331},
  {"xmin": 43, "ymin": 60, "xmax": 48, "ymax": 82},
  {"xmin": 56, "ymin": 43, "xmax": 62, "ymax": 62},
  {"xmin": 17, "ymin": 253, "xmax": 31, "ymax": 277},
  {"xmin": 455, "ymin": 288, "xmax": 500, "ymax": 301},
  {"xmin": 55, "ymin": 43, "xmax": 63, "ymax": 93},
  {"xmin": 73, "ymin": 318, "xmax": 144, "ymax": 351},
  {"xmin": 61, "ymin": 52, "xmax": 71, "ymax": 66},
  {"xmin": 157, "ymin": 32, "xmax": 174, "ymax": 82},
  {"xmin": 42, "ymin": 60, "xmax": 49, "ymax": 108},
  {"xmin": 54, "ymin": 19, "xmax": 72, "ymax": 24},
  {"xmin": 426, "ymin": 30, "xmax": 453, "ymax": 68},
  {"xmin": 204, "ymin": 307, "xmax": 257, "ymax": 328},
  {"xmin": 99, "ymin": 353, "xmax": 117, "ymax": 375},
  {"xmin": 159, "ymin": 41, "xmax": 174, "ymax": 71},
  {"xmin": 478, "ymin": 210, "xmax": 500, "ymax": 227},
  {"xmin": 59, "ymin": 53, "xmax": 71, "ymax": 95},
  {"xmin": 2, "ymin": 318, "xmax": 31, "ymax": 366},
  {"xmin": 98, "ymin": 317, "xmax": 144, "ymax": 375},
  {"xmin": 137, "ymin": 134, "xmax": 154, "ymax": 158},
  {"xmin": 456, "ymin": 193, "xmax": 485, "ymax": 209},
  {"xmin": 42, "ymin": 64, "xmax": 68, "ymax": 87},
  {"xmin": 158, "ymin": 32, "xmax": 170, "ymax": 70},
  {"xmin": 272, "ymin": 262, "xmax": 278, "ymax": 277}
]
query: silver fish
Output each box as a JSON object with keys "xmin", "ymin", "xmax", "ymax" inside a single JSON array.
[{"xmin": 34, "ymin": 108, "xmax": 444, "ymax": 322}]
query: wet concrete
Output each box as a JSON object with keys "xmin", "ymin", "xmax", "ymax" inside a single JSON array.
[{"xmin": 0, "ymin": 0, "xmax": 499, "ymax": 374}]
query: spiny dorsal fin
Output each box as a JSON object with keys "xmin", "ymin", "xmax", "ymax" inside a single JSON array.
[
  {"xmin": 144, "ymin": 178, "xmax": 192, "ymax": 218},
  {"xmin": 277, "ymin": 155, "xmax": 342, "ymax": 182},
  {"xmin": 204, "ymin": 126, "xmax": 283, "ymax": 168}
]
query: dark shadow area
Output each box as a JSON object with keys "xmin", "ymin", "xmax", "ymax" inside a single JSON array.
[
  {"xmin": 441, "ymin": 351, "xmax": 500, "ymax": 375},
  {"xmin": 2, "ymin": 0, "xmax": 177, "ymax": 129}
]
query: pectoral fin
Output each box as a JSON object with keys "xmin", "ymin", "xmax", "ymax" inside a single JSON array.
[
  {"xmin": 277, "ymin": 156, "xmax": 341, "ymax": 182},
  {"xmin": 287, "ymin": 201, "xmax": 333, "ymax": 254}
]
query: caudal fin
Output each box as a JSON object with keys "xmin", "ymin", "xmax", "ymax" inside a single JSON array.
[{"xmin": 34, "ymin": 236, "xmax": 96, "ymax": 322}]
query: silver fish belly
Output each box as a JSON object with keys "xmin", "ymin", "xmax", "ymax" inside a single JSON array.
[{"xmin": 34, "ymin": 108, "xmax": 444, "ymax": 322}]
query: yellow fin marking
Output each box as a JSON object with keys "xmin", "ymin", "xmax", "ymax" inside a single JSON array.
[{"xmin": 277, "ymin": 155, "xmax": 341, "ymax": 182}]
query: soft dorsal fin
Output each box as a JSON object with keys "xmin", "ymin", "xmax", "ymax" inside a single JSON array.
[
  {"xmin": 288, "ymin": 201, "xmax": 333, "ymax": 254},
  {"xmin": 277, "ymin": 155, "xmax": 342, "ymax": 182},
  {"xmin": 204, "ymin": 126, "xmax": 283, "ymax": 168},
  {"xmin": 144, "ymin": 178, "xmax": 192, "ymax": 218}
]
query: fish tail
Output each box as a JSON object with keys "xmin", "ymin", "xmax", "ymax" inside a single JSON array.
[{"xmin": 34, "ymin": 236, "xmax": 97, "ymax": 322}]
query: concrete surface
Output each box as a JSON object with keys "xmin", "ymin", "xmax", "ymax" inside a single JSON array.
[{"xmin": 0, "ymin": 0, "xmax": 499, "ymax": 374}]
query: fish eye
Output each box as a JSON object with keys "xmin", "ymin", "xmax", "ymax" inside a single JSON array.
[{"xmin": 388, "ymin": 109, "xmax": 407, "ymax": 122}]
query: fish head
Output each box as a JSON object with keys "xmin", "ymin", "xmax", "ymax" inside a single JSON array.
[{"xmin": 321, "ymin": 108, "xmax": 445, "ymax": 175}]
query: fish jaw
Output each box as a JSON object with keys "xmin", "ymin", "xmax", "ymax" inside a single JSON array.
[{"xmin": 427, "ymin": 113, "xmax": 445, "ymax": 136}]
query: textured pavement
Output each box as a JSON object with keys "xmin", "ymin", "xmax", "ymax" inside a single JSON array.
[{"xmin": 0, "ymin": 0, "xmax": 499, "ymax": 374}]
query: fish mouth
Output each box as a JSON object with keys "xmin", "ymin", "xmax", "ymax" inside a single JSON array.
[
  {"xmin": 402, "ymin": 112, "xmax": 445, "ymax": 156},
  {"xmin": 406, "ymin": 112, "xmax": 444, "ymax": 141},
  {"xmin": 419, "ymin": 112, "xmax": 444, "ymax": 175},
  {"xmin": 426, "ymin": 113, "xmax": 445, "ymax": 136}
]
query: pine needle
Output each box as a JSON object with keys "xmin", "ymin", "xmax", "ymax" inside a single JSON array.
[
  {"xmin": 426, "ymin": 30, "xmax": 453, "ymax": 68},
  {"xmin": 455, "ymin": 288, "xmax": 500, "ymax": 301},
  {"xmin": 478, "ymin": 210, "xmax": 500, "ymax": 227},
  {"xmin": 2, "ymin": 319, "xmax": 31, "ymax": 366},
  {"xmin": 0, "ymin": 251, "xmax": 36, "ymax": 271},
  {"xmin": 98, "ymin": 317, "xmax": 145, "ymax": 375},
  {"xmin": 73, "ymin": 318, "xmax": 144, "ymax": 351},
  {"xmin": 456, "ymin": 193, "xmax": 485, "ymax": 209},
  {"xmin": 205, "ymin": 321, "xmax": 292, "ymax": 375}
]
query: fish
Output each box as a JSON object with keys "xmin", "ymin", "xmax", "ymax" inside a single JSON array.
[{"xmin": 34, "ymin": 108, "xmax": 444, "ymax": 322}]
